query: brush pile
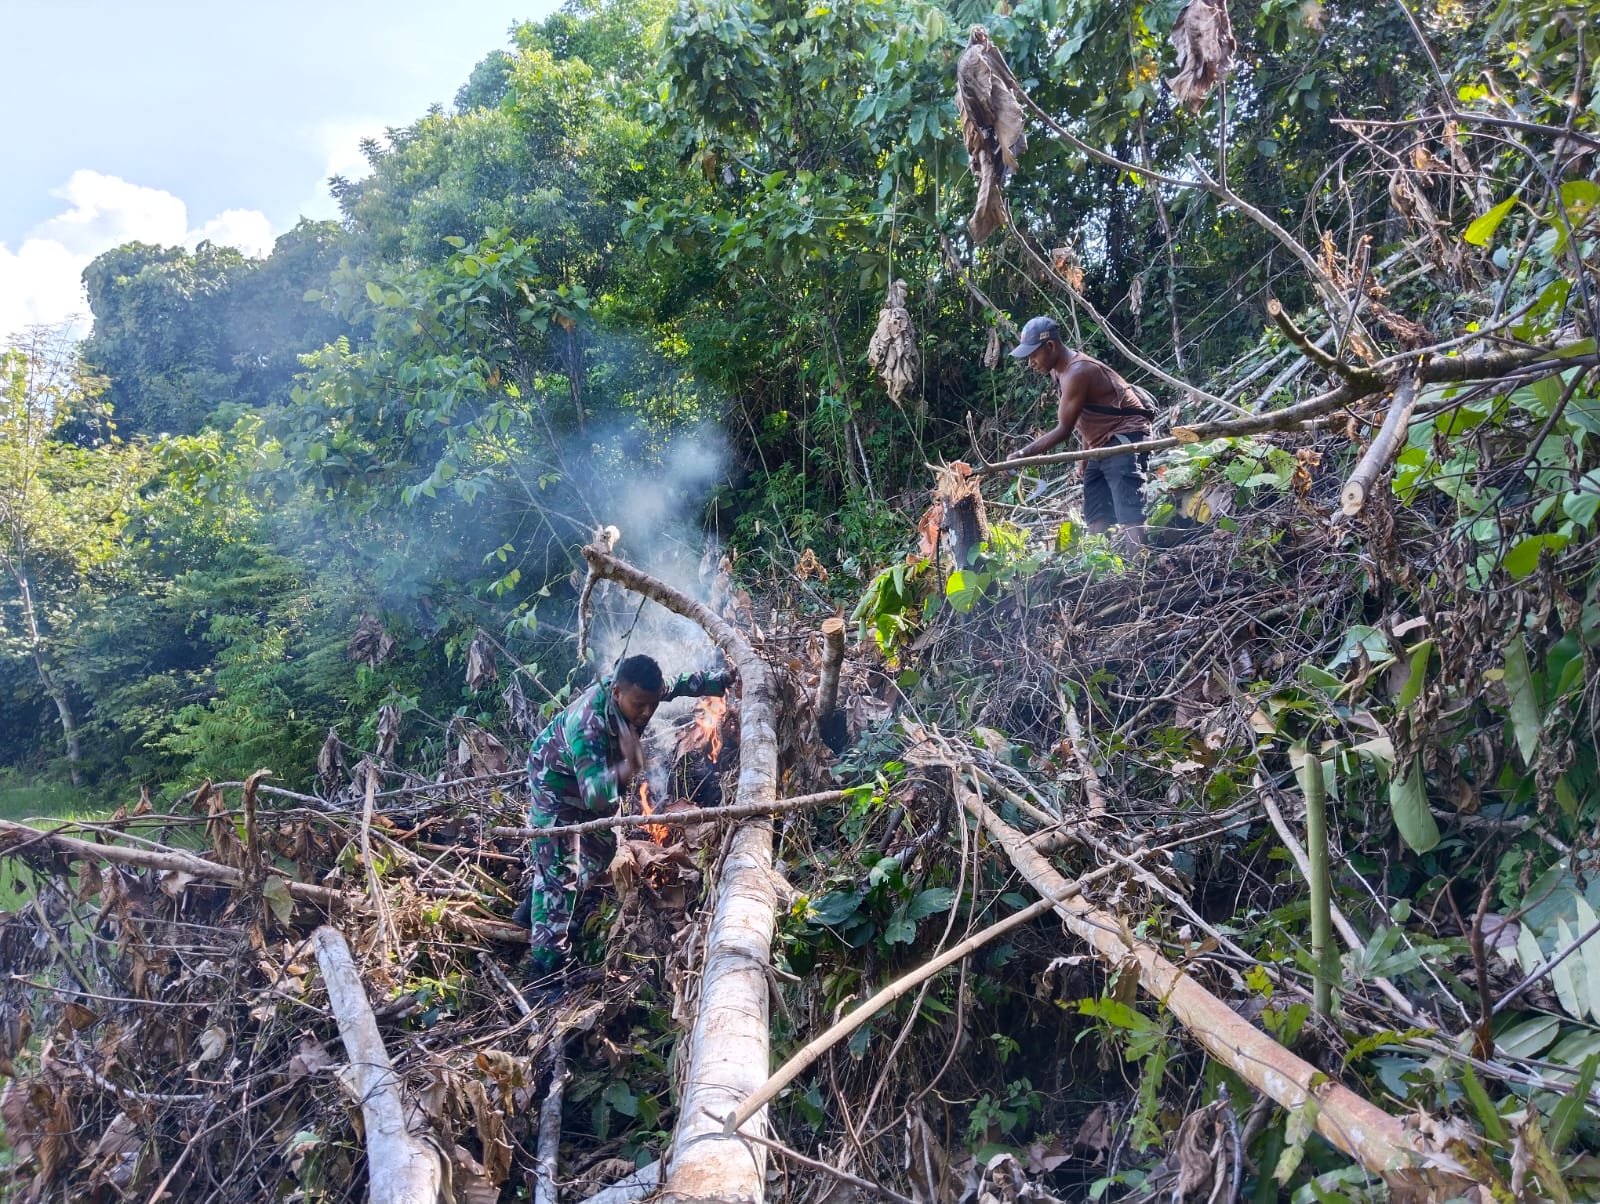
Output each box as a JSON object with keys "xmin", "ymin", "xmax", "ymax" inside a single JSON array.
[{"xmin": 4, "ymin": 414, "xmax": 1600, "ymax": 1204}]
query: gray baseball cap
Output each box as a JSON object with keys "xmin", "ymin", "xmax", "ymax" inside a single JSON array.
[{"xmin": 1010, "ymin": 315, "xmax": 1061, "ymax": 358}]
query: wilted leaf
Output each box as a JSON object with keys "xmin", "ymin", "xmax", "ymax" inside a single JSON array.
[
  {"xmin": 465, "ymin": 630, "xmax": 498, "ymax": 691},
  {"xmin": 956, "ymin": 27, "xmax": 1027, "ymax": 244},
  {"xmin": 261, "ymin": 877, "xmax": 296, "ymax": 927},
  {"xmin": 194, "ymin": 1025, "xmax": 227, "ymax": 1065},
  {"xmin": 287, "ymin": 1036, "xmax": 334, "ymax": 1083}
]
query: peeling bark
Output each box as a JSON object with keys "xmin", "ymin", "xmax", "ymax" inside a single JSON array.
[
  {"xmin": 580, "ymin": 543, "xmax": 779, "ymax": 1204},
  {"xmin": 312, "ymin": 925, "xmax": 444, "ymax": 1203},
  {"xmin": 959, "ymin": 781, "xmax": 1449, "ymax": 1180}
]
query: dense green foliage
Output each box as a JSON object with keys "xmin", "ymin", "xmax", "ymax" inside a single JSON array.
[{"xmin": 3, "ymin": 0, "xmax": 1598, "ymax": 1189}]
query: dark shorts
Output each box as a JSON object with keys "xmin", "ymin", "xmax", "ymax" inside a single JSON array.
[{"xmin": 1083, "ymin": 434, "xmax": 1149, "ymax": 528}]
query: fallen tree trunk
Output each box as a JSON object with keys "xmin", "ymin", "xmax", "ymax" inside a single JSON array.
[
  {"xmin": 581, "ymin": 542, "xmax": 780, "ymax": 1204},
  {"xmin": 958, "ymin": 780, "xmax": 1447, "ymax": 1181},
  {"xmin": 312, "ymin": 925, "xmax": 444, "ymax": 1203}
]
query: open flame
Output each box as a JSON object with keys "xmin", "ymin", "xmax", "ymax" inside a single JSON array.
[
  {"xmin": 638, "ymin": 781, "xmax": 670, "ymax": 845},
  {"xmin": 687, "ymin": 695, "xmax": 728, "ymax": 763}
]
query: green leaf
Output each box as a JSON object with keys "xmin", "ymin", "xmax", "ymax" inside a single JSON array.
[
  {"xmin": 1496, "ymin": 1014, "xmax": 1560, "ymax": 1059},
  {"xmin": 1575, "ymin": 895, "xmax": 1600, "ymax": 1021},
  {"xmin": 602, "ymin": 1081, "xmax": 639, "ymax": 1118},
  {"xmin": 1389, "ymin": 758, "xmax": 1438, "ymax": 853},
  {"xmin": 1461, "ymin": 1064, "xmax": 1507, "ymax": 1144},
  {"xmin": 1463, "ymin": 195, "xmax": 1519, "ymax": 247},
  {"xmin": 1502, "ymin": 636, "xmax": 1541, "ymax": 766},
  {"xmin": 809, "ymin": 890, "xmax": 863, "ymax": 926},
  {"xmin": 945, "ymin": 568, "xmax": 989, "ymax": 614},
  {"xmin": 365, "ymin": 280, "xmax": 386, "ymax": 305},
  {"xmin": 1551, "ymin": 918, "xmax": 1585, "ymax": 1020},
  {"xmin": 906, "ymin": 887, "xmax": 956, "ymax": 922},
  {"xmin": 1397, "ymin": 641, "xmax": 1432, "ymax": 708},
  {"xmin": 1274, "ymin": 1098, "xmax": 1319, "ymax": 1184},
  {"xmin": 1548, "ymin": 1054, "xmax": 1599, "ymax": 1153},
  {"xmin": 1502, "ymin": 532, "xmax": 1568, "ymax": 578},
  {"xmin": 1563, "ymin": 470, "xmax": 1600, "ymax": 528}
]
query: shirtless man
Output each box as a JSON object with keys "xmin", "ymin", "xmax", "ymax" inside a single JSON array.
[{"xmin": 1009, "ymin": 315, "xmax": 1153, "ymax": 542}]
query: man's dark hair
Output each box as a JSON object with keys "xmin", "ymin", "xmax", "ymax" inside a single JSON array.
[{"xmin": 615, "ymin": 654, "xmax": 665, "ymax": 694}]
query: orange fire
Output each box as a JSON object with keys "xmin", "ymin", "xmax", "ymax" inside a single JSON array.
[
  {"xmin": 638, "ymin": 782, "xmax": 670, "ymax": 845},
  {"xmin": 688, "ymin": 695, "xmax": 728, "ymax": 763}
]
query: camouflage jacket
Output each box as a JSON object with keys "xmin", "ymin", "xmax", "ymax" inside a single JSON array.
[{"xmin": 526, "ymin": 671, "xmax": 731, "ymax": 823}]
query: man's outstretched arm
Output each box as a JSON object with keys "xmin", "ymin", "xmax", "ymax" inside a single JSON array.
[{"xmin": 1015, "ymin": 371, "xmax": 1088, "ymax": 458}]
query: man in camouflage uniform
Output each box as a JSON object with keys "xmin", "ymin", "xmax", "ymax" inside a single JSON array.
[{"xmin": 518, "ymin": 653, "xmax": 734, "ymax": 978}]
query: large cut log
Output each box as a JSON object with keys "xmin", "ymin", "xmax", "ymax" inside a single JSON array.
[
  {"xmin": 312, "ymin": 925, "xmax": 444, "ymax": 1203},
  {"xmin": 581, "ymin": 543, "xmax": 781, "ymax": 1204},
  {"xmin": 958, "ymin": 781, "xmax": 1458, "ymax": 1183}
]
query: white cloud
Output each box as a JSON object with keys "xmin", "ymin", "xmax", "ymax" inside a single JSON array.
[
  {"xmin": 194, "ymin": 209, "xmax": 275, "ymax": 258},
  {"xmin": 298, "ymin": 118, "xmax": 383, "ymax": 220},
  {"xmin": 1, "ymin": 170, "xmax": 277, "ymax": 344},
  {"xmin": 33, "ymin": 170, "xmax": 189, "ymax": 254}
]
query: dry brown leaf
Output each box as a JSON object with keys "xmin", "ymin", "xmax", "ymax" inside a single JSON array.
[
  {"xmin": 465, "ymin": 629, "xmax": 498, "ymax": 692},
  {"xmin": 454, "ymin": 724, "xmax": 509, "ymax": 777},
  {"xmin": 1168, "ymin": 0, "xmax": 1236, "ymax": 109},
  {"xmin": 1072, "ymin": 1104, "xmax": 1113, "ymax": 1164},
  {"xmin": 867, "ymin": 279, "xmax": 923, "ymax": 411},
  {"xmin": 375, "ymin": 705, "xmax": 401, "ymax": 762},
  {"xmin": 348, "ymin": 614, "xmax": 396, "ymax": 667},
  {"xmin": 317, "ymin": 727, "xmax": 344, "ymax": 791},
  {"xmin": 451, "ymin": 1145, "xmax": 502, "ymax": 1204},
  {"xmin": 956, "ymin": 26, "xmax": 1027, "ymax": 244},
  {"xmin": 193, "ymin": 1025, "xmax": 227, "ymax": 1065},
  {"xmin": 287, "ymin": 1035, "xmax": 335, "ymax": 1083}
]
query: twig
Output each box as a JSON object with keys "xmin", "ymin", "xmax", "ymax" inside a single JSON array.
[
  {"xmin": 1063, "ymin": 709, "xmax": 1108, "ymax": 819},
  {"xmin": 1267, "ymin": 299, "xmax": 1380, "ymax": 391},
  {"xmin": 477, "ymin": 952, "xmax": 532, "ymax": 1017},
  {"xmin": 721, "ymin": 894, "xmax": 1059, "ymax": 1136},
  {"xmin": 730, "ymin": 1125, "xmax": 916, "ymax": 1204},
  {"xmin": 969, "ymin": 767, "xmax": 1060, "ymax": 830},
  {"xmin": 489, "ymin": 790, "xmax": 848, "ymax": 840}
]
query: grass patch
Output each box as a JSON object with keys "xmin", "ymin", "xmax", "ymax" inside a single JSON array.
[
  {"xmin": 0, "ymin": 777, "xmax": 114, "ymax": 911},
  {"xmin": 0, "ymin": 779, "xmax": 91, "ymax": 824}
]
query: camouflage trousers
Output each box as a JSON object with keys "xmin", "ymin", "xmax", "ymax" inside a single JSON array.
[{"xmin": 524, "ymin": 794, "xmax": 610, "ymax": 975}]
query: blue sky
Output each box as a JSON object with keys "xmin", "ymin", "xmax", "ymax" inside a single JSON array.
[{"xmin": 1, "ymin": 0, "xmax": 560, "ymax": 339}]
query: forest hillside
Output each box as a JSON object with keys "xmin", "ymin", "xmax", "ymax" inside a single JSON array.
[{"xmin": 1, "ymin": 0, "xmax": 1598, "ymax": 1200}]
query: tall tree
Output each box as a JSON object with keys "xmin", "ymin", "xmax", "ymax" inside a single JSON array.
[{"xmin": 0, "ymin": 327, "xmax": 141, "ymax": 784}]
